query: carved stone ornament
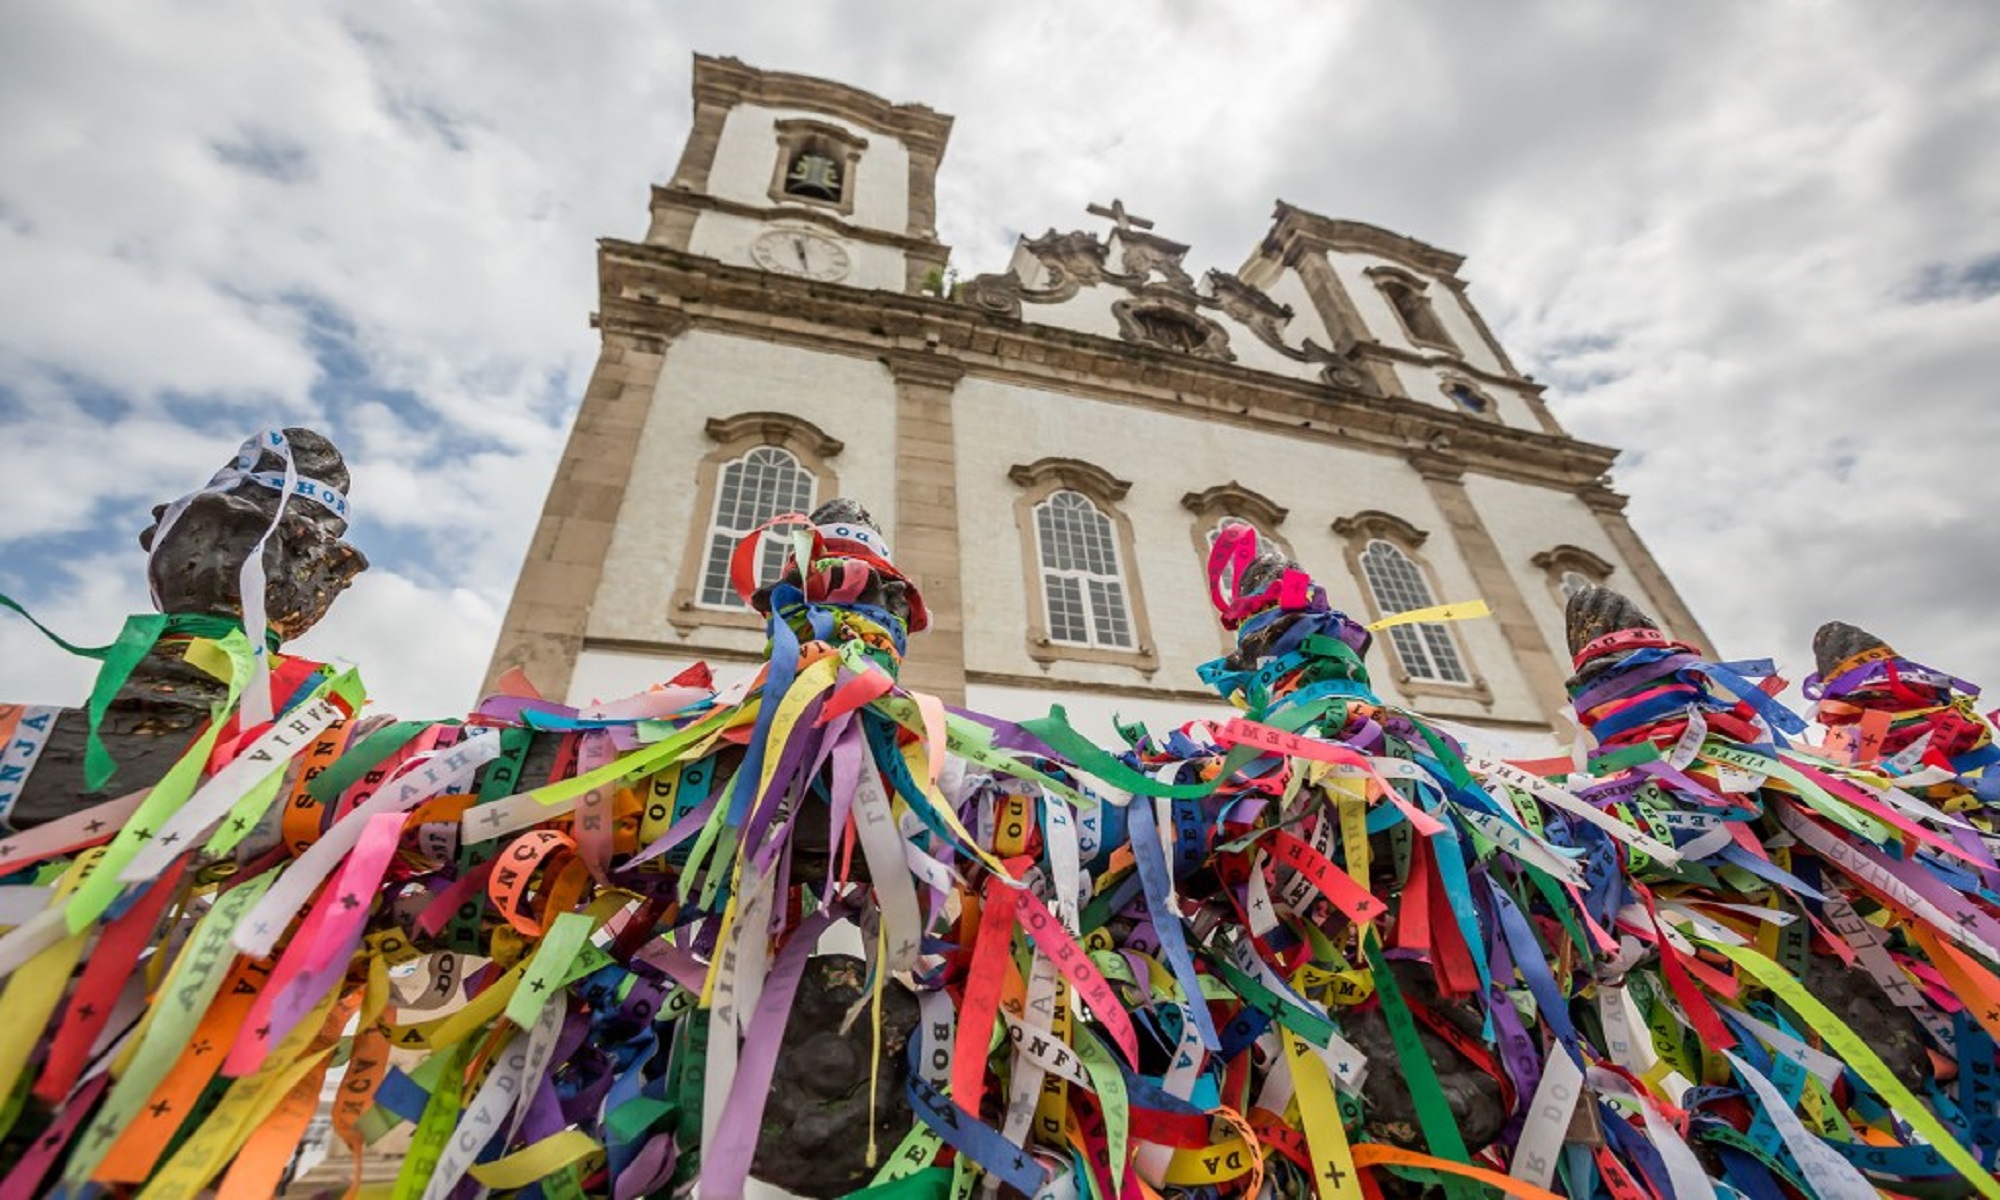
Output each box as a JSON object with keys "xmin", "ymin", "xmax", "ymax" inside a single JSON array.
[
  {"xmin": 1109, "ymin": 297, "xmax": 1234, "ymax": 361},
  {"xmin": 953, "ymin": 209, "xmax": 1380, "ymax": 393}
]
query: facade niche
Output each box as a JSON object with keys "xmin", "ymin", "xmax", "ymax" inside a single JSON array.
[
  {"xmin": 1367, "ymin": 266, "xmax": 1459, "ymax": 353},
  {"xmin": 769, "ymin": 119, "xmax": 868, "ymax": 217}
]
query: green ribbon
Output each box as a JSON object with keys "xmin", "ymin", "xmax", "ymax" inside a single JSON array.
[
  {"xmin": 1022, "ymin": 705, "xmax": 1261, "ymax": 799},
  {"xmin": 0, "ymin": 593, "xmax": 272, "ymax": 791},
  {"xmin": 306, "ymin": 719, "xmax": 435, "ymax": 805},
  {"xmin": 392, "ymin": 1042, "xmax": 468, "ymax": 1200},
  {"xmin": 844, "ymin": 1165, "xmax": 954, "ymax": 1199}
]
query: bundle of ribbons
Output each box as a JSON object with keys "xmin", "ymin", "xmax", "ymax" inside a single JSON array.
[{"xmin": 0, "ymin": 514, "xmax": 1997, "ymax": 1200}]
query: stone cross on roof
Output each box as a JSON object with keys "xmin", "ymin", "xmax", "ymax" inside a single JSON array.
[{"xmin": 1086, "ymin": 198, "xmax": 1154, "ymax": 236}]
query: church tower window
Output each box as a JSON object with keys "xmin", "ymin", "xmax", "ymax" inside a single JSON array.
[
  {"xmin": 1367, "ymin": 266, "xmax": 1459, "ymax": 353},
  {"xmin": 698, "ymin": 446, "xmax": 818, "ymax": 608},
  {"xmin": 1358, "ymin": 539, "xmax": 1469, "ymax": 683},
  {"xmin": 1035, "ymin": 490, "xmax": 1133, "ymax": 649},
  {"xmin": 767, "ymin": 119, "xmax": 869, "ymax": 218},
  {"xmin": 783, "ymin": 138, "xmax": 843, "ymax": 202}
]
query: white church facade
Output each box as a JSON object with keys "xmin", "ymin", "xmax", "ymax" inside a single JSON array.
[{"xmin": 486, "ymin": 54, "xmax": 1708, "ymax": 749}]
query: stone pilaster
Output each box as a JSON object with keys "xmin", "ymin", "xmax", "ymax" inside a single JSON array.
[
  {"xmin": 884, "ymin": 351, "xmax": 968, "ymax": 705},
  {"xmin": 482, "ymin": 317, "xmax": 685, "ymax": 701},
  {"xmin": 1578, "ymin": 485, "xmax": 1715, "ymax": 656},
  {"xmin": 1407, "ymin": 450, "xmax": 1572, "ymax": 720},
  {"xmin": 669, "ymin": 99, "xmax": 729, "ymax": 194}
]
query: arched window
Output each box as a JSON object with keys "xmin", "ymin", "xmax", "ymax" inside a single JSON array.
[
  {"xmin": 1035, "ymin": 491, "xmax": 1132, "ymax": 648},
  {"xmin": 1358, "ymin": 539, "xmax": 1469, "ymax": 684},
  {"xmin": 1009, "ymin": 458, "xmax": 1157, "ymax": 669},
  {"xmin": 673, "ymin": 412, "xmax": 843, "ymax": 630},
  {"xmin": 698, "ymin": 447, "xmax": 817, "ymax": 608}
]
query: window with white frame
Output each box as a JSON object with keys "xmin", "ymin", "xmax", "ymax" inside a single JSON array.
[
  {"xmin": 697, "ymin": 446, "xmax": 816, "ymax": 607},
  {"xmin": 1034, "ymin": 490, "xmax": 1134, "ymax": 648},
  {"xmin": 1359, "ymin": 539, "xmax": 1469, "ymax": 683}
]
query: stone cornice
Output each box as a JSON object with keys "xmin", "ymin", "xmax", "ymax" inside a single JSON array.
[
  {"xmin": 1577, "ymin": 485, "xmax": 1631, "ymax": 515},
  {"xmin": 771, "ymin": 117, "xmax": 869, "ymax": 150},
  {"xmin": 1332, "ymin": 509, "xmax": 1430, "ymax": 549},
  {"xmin": 692, "ymin": 54, "xmax": 953, "ymax": 156},
  {"xmin": 650, "ymin": 187, "xmax": 950, "ymax": 255},
  {"xmin": 1404, "ymin": 449, "xmax": 1467, "ymax": 484},
  {"xmin": 1352, "ymin": 340, "xmax": 1539, "ymax": 393},
  {"xmin": 1180, "ymin": 482, "xmax": 1288, "ymax": 529},
  {"xmin": 1267, "ymin": 201, "xmax": 1465, "ymax": 277},
  {"xmin": 1008, "ymin": 457, "xmax": 1132, "ymax": 501},
  {"xmin": 704, "ymin": 411, "xmax": 844, "ymax": 458},
  {"xmin": 1531, "ymin": 544, "xmax": 1616, "ymax": 577},
  {"xmin": 591, "ymin": 240, "xmax": 1622, "ymax": 493},
  {"xmin": 880, "ymin": 350, "xmax": 966, "ymax": 389}
]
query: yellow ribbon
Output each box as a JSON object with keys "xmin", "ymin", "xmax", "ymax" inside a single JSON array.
[{"xmin": 1366, "ymin": 599, "xmax": 1490, "ymax": 632}]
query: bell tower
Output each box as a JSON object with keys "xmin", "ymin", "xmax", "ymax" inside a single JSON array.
[{"xmin": 645, "ymin": 54, "xmax": 954, "ymax": 293}]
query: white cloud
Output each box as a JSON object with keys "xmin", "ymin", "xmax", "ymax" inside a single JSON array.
[{"xmin": 1, "ymin": 0, "xmax": 1996, "ymax": 720}]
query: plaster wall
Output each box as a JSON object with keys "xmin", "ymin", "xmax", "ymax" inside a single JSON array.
[
  {"xmin": 1262, "ymin": 267, "xmax": 1336, "ymax": 350},
  {"xmin": 1460, "ymin": 472, "xmax": 1651, "ymax": 668},
  {"xmin": 587, "ymin": 329, "xmax": 900, "ymax": 650},
  {"xmin": 949, "ymin": 376, "xmax": 1548, "ymax": 726},
  {"xmin": 1385, "ymin": 361, "xmax": 1542, "ymax": 430}
]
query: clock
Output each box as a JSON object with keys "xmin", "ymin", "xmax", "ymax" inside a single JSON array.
[{"xmin": 750, "ymin": 228, "xmax": 852, "ymax": 282}]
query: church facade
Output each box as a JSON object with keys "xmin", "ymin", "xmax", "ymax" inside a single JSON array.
[{"xmin": 485, "ymin": 54, "xmax": 1707, "ymax": 748}]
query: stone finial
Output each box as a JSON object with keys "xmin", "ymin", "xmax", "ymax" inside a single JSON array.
[
  {"xmin": 749, "ymin": 496, "xmax": 928, "ymax": 634},
  {"xmin": 1235, "ymin": 543, "xmax": 1294, "ymax": 601},
  {"xmin": 1564, "ymin": 583, "xmax": 1660, "ymax": 657},
  {"xmin": 808, "ymin": 497, "xmax": 878, "ymax": 530},
  {"xmin": 1564, "ymin": 583, "xmax": 1662, "ymax": 686},
  {"xmin": 138, "ymin": 427, "xmax": 367, "ymax": 641},
  {"xmin": 1813, "ymin": 620, "xmax": 1892, "ymax": 678}
]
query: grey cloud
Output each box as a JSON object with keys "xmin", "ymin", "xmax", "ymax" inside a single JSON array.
[
  {"xmin": 212, "ymin": 129, "xmax": 314, "ymax": 183},
  {"xmin": 1904, "ymin": 252, "xmax": 2000, "ymax": 303}
]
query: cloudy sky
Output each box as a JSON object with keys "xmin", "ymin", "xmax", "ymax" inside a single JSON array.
[{"xmin": 3, "ymin": 2, "xmax": 1997, "ymax": 720}]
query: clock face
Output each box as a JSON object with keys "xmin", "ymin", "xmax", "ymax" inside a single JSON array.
[{"xmin": 750, "ymin": 228, "xmax": 852, "ymax": 282}]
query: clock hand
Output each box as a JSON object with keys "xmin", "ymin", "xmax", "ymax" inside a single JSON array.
[{"xmin": 792, "ymin": 236, "xmax": 809, "ymax": 269}]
